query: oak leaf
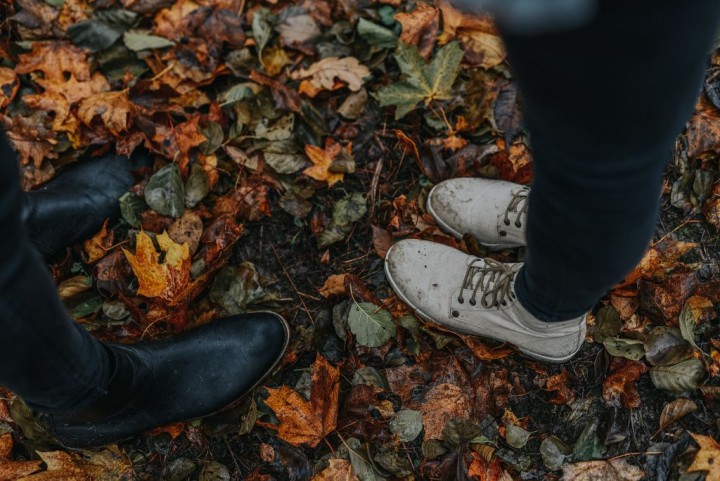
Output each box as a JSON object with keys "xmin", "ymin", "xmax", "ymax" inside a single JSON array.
[
  {"xmin": 312, "ymin": 459, "xmax": 359, "ymax": 481},
  {"xmin": 77, "ymin": 91, "xmax": 134, "ymax": 135},
  {"xmin": 688, "ymin": 433, "xmax": 720, "ymax": 481},
  {"xmin": 0, "ymin": 434, "xmax": 42, "ymax": 481},
  {"xmin": 265, "ymin": 355, "xmax": 340, "ymax": 448},
  {"xmin": 123, "ymin": 231, "xmax": 191, "ymax": 301},
  {"xmin": 303, "ymin": 140, "xmax": 348, "ymax": 186},
  {"xmin": 291, "ymin": 57, "xmax": 370, "ymax": 93}
]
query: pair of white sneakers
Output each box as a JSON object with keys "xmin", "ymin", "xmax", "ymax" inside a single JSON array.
[{"xmin": 384, "ymin": 178, "xmax": 587, "ymax": 363}]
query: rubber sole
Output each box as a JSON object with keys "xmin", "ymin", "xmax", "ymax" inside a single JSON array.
[{"xmin": 383, "ymin": 245, "xmax": 580, "ymax": 364}]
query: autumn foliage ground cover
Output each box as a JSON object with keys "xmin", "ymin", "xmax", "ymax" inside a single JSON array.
[{"xmin": 1, "ymin": 0, "xmax": 720, "ymax": 480}]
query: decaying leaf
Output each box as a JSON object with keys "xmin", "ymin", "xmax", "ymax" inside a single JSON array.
[
  {"xmin": 265, "ymin": 355, "xmax": 340, "ymax": 448},
  {"xmin": 304, "ymin": 140, "xmax": 348, "ymax": 186},
  {"xmin": 659, "ymin": 398, "xmax": 698, "ymax": 431},
  {"xmin": 77, "ymin": 91, "xmax": 134, "ymax": 135},
  {"xmin": 688, "ymin": 433, "xmax": 720, "ymax": 481},
  {"xmin": 602, "ymin": 359, "xmax": 647, "ymax": 409},
  {"xmin": 291, "ymin": 57, "xmax": 370, "ymax": 93},
  {"xmin": 123, "ymin": 231, "xmax": 191, "ymax": 301},
  {"xmin": 560, "ymin": 458, "xmax": 644, "ymax": 481},
  {"xmin": 312, "ymin": 459, "xmax": 359, "ymax": 481},
  {"xmin": 83, "ymin": 220, "xmax": 115, "ymax": 264},
  {"xmin": 419, "ymin": 383, "xmax": 473, "ymax": 441},
  {"xmin": 0, "ymin": 434, "xmax": 42, "ymax": 481},
  {"xmin": 16, "ymin": 445, "xmax": 132, "ymax": 481},
  {"xmin": 320, "ymin": 274, "xmax": 348, "ymax": 298}
]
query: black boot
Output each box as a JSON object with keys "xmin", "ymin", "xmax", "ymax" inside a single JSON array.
[
  {"xmin": 21, "ymin": 150, "xmax": 151, "ymax": 259},
  {"xmin": 38, "ymin": 312, "xmax": 289, "ymax": 448}
]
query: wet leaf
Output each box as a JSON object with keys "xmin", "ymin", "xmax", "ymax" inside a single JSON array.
[
  {"xmin": 420, "ymin": 384, "xmax": 473, "ymax": 441},
  {"xmin": 123, "ymin": 30, "xmax": 174, "ymax": 51},
  {"xmin": 389, "ymin": 410, "xmax": 423, "ymax": 443},
  {"xmin": 265, "ymin": 355, "xmax": 340, "ymax": 448},
  {"xmin": 77, "ymin": 91, "xmax": 133, "ymax": 135},
  {"xmin": 312, "ymin": 459, "xmax": 359, "ymax": 481},
  {"xmin": 603, "ymin": 338, "xmax": 645, "ymax": 361},
  {"xmin": 252, "ymin": 8, "xmax": 276, "ymax": 57},
  {"xmin": 199, "ymin": 461, "xmax": 230, "ymax": 481},
  {"xmin": 644, "ymin": 327, "xmax": 694, "ymax": 366},
  {"xmin": 144, "ymin": 163, "xmax": 185, "ymax": 218},
  {"xmin": 688, "ymin": 433, "xmax": 720, "ymax": 481},
  {"xmin": 67, "ymin": 18, "xmax": 127, "ymax": 52},
  {"xmin": 649, "ymin": 358, "xmax": 706, "ymax": 393},
  {"xmin": 0, "ymin": 433, "xmax": 42, "ymax": 480},
  {"xmin": 347, "ymin": 302, "xmax": 396, "ymax": 347},
  {"xmin": 593, "ymin": 305, "xmax": 622, "ymax": 343},
  {"xmin": 123, "ymin": 231, "xmax": 191, "ymax": 301},
  {"xmin": 83, "ymin": 220, "xmax": 114, "ymax": 264},
  {"xmin": 291, "ymin": 57, "xmax": 370, "ymax": 93},
  {"xmin": 602, "ymin": 359, "xmax": 647, "ymax": 409},
  {"xmin": 304, "ymin": 140, "xmax": 348, "ymax": 186},
  {"xmin": 560, "ymin": 458, "xmax": 644, "ymax": 481},
  {"xmin": 184, "ymin": 163, "xmax": 210, "ymax": 208},
  {"xmin": 659, "ymin": 398, "xmax": 697, "ymax": 431},
  {"xmin": 17, "ymin": 445, "xmax": 132, "ymax": 480},
  {"xmin": 119, "ymin": 192, "xmax": 147, "ymax": 228},
  {"xmin": 505, "ymin": 423, "xmax": 530, "ymax": 450},
  {"xmin": 679, "ymin": 296, "xmax": 713, "ymax": 348},
  {"xmin": 209, "ymin": 263, "xmax": 264, "ymax": 315},
  {"xmin": 338, "ymin": 89, "xmax": 369, "ymax": 120},
  {"xmin": 0, "ymin": 68, "xmax": 19, "ymax": 109},
  {"xmin": 357, "ymin": 18, "xmax": 397, "ymax": 48},
  {"xmin": 540, "ymin": 436, "xmax": 571, "ymax": 470}
]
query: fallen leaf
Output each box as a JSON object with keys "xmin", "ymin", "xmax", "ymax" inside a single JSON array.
[
  {"xmin": 542, "ymin": 371, "xmax": 575, "ymax": 405},
  {"xmin": 312, "ymin": 459, "xmax": 359, "ymax": 481},
  {"xmin": 77, "ymin": 91, "xmax": 134, "ymax": 135},
  {"xmin": 0, "ymin": 434, "xmax": 42, "ymax": 481},
  {"xmin": 83, "ymin": 220, "xmax": 114, "ymax": 264},
  {"xmin": 458, "ymin": 335, "xmax": 514, "ymax": 361},
  {"xmin": 319, "ymin": 274, "xmax": 348, "ymax": 298},
  {"xmin": 123, "ymin": 231, "xmax": 191, "ymax": 301},
  {"xmin": 291, "ymin": 57, "xmax": 370, "ymax": 93},
  {"xmin": 688, "ymin": 433, "xmax": 720, "ymax": 481},
  {"xmin": 659, "ymin": 398, "xmax": 698, "ymax": 431},
  {"xmin": 347, "ymin": 301, "xmax": 396, "ymax": 347},
  {"xmin": 467, "ymin": 453, "xmax": 505, "ymax": 481},
  {"xmin": 304, "ymin": 140, "xmax": 347, "ymax": 186},
  {"xmin": 395, "ymin": 2, "xmax": 439, "ymax": 58},
  {"xmin": 265, "ymin": 355, "xmax": 340, "ymax": 448},
  {"xmin": 0, "ymin": 68, "xmax": 18, "ymax": 109},
  {"xmin": 419, "ymin": 383, "xmax": 473, "ymax": 441},
  {"xmin": 602, "ymin": 358, "xmax": 647, "ymax": 409},
  {"xmin": 561, "ymin": 458, "xmax": 644, "ymax": 481},
  {"xmin": 17, "ymin": 445, "xmax": 131, "ymax": 481}
]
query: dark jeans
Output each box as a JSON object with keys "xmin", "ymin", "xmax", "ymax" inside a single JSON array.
[
  {"xmin": 0, "ymin": 0, "xmax": 719, "ymax": 411},
  {"xmin": 0, "ymin": 133, "xmax": 111, "ymax": 412},
  {"xmin": 505, "ymin": 0, "xmax": 720, "ymax": 321}
]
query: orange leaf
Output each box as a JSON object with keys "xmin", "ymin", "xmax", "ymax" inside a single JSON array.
[
  {"xmin": 83, "ymin": 219, "xmax": 114, "ymax": 264},
  {"xmin": 459, "ymin": 334, "xmax": 515, "ymax": 361},
  {"xmin": 467, "ymin": 452, "xmax": 505, "ymax": 481},
  {"xmin": 419, "ymin": 383, "xmax": 472, "ymax": 441},
  {"xmin": 396, "ymin": 2, "xmax": 439, "ymax": 58},
  {"xmin": 265, "ymin": 354, "xmax": 340, "ymax": 448},
  {"xmin": 77, "ymin": 91, "xmax": 134, "ymax": 136},
  {"xmin": 0, "ymin": 67, "xmax": 18, "ymax": 109},
  {"xmin": 123, "ymin": 231, "xmax": 191, "ymax": 301},
  {"xmin": 603, "ymin": 358, "xmax": 648, "ymax": 409},
  {"xmin": 319, "ymin": 274, "xmax": 348, "ymax": 298},
  {"xmin": 303, "ymin": 140, "xmax": 346, "ymax": 186},
  {"xmin": 0, "ymin": 434, "xmax": 42, "ymax": 480},
  {"xmin": 312, "ymin": 459, "xmax": 359, "ymax": 481}
]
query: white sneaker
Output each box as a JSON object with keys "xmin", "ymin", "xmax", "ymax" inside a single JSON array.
[
  {"xmin": 427, "ymin": 178, "xmax": 529, "ymax": 248},
  {"xmin": 384, "ymin": 239, "xmax": 586, "ymax": 363}
]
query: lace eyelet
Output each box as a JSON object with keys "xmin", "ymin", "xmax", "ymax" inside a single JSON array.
[
  {"xmin": 452, "ymin": 310, "xmax": 460, "ymax": 318},
  {"xmin": 469, "ymin": 299, "xmax": 476, "ymax": 306},
  {"xmin": 499, "ymin": 231, "xmax": 507, "ymax": 237},
  {"xmin": 501, "ymin": 301, "xmax": 507, "ymax": 306},
  {"xmin": 457, "ymin": 297, "xmax": 464, "ymax": 304},
  {"xmin": 515, "ymin": 222, "xmax": 522, "ymax": 228},
  {"xmin": 504, "ymin": 219, "xmax": 510, "ymax": 226}
]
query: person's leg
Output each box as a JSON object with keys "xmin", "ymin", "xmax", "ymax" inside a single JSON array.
[
  {"xmin": 0, "ymin": 132, "xmax": 113, "ymax": 412},
  {"xmin": 504, "ymin": 0, "xmax": 720, "ymax": 321}
]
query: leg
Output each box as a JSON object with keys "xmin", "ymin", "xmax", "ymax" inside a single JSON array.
[
  {"xmin": 0, "ymin": 132, "xmax": 113, "ymax": 412},
  {"xmin": 505, "ymin": 0, "xmax": 720, "ymax": 321}
]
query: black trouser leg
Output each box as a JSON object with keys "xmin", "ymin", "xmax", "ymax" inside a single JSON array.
[
  {"xmin": 503, "ymin": 0, "xmax": 720, "ymax": 321},
  {"xmin": 0, "ymin": 132, "xmax": 111, "ymax": 412}
]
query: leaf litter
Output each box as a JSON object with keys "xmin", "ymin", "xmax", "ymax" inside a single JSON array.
[{"xmin": 1, "ymin": 0, "xmax": 720, "ymax": 480}]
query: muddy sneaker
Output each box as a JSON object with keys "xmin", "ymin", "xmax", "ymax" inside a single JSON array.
[
  {"xmin": 384, "ymin": 239, "xmax": 585, "ymax": 363},
  {"xmin": 427, "ymin": 178, "xmax": 529, "ymax": 248}
]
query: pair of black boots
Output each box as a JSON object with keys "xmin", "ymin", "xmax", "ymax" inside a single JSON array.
[{"xmin": 19, "ymin": 151, "xmax": 289, "ymax": 448}]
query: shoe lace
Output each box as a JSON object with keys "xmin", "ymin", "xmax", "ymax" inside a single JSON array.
[
  {"xmin": 502, "ymin": 187, "xmax": 530, "ymax": 229},
  {"xmin": 457, "ymin": 258, "xmax": 517, "ymax": 308}
]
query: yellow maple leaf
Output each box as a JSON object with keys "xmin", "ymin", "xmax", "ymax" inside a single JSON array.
[
  {"xmin": 303, "ymin": 140, "xmax": 347, "ymax": 186},
  {"xmin": 123, "ymin": 231, "xmax": 191, "ymax": 302},
  {"xmin": 265, "ymin": 355, "xmax": 340, "ymax": 448},
  {"xmin": 688, "ymin": 433, "xmax": 720, "ymax": 481}
]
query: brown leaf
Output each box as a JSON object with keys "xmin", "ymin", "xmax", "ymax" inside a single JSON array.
[
  {"xmin": 250, "ymin": 70, "xmax": 302, "ymax": 113},
  {"xmin": 659, "ymin": 398, "xmax": 698, "ymax": 431},
  {"xmin": 291, "ymin": 57, "xmax": 369, "ymax": 93},
  {"xmin": 16, "ymin": 445, "xmax": 131, "ymax": 481},
  {"xmin": 312, "ymin": 459, "xmax": 359, "ymax": 481},
  {"xmin": 542, "ymin": 370, "xmax": 575, "ymax": 405},
  {"xmin": 467, "ymin": 452, "xmax": 506, "ymax": 481},
  {"xmin": 0, "ymin": 68, "xmax": 18, "ymax": 109},
  {"xmin": 0, "ymin": 434, "xmax": 42, "ymax": 481},
  {"xmin": 684, "ymin": 99, "xmax": 720, "ymax": 159},
  {"xmin": 168, "ymin": 210, "xmax": 203, "ymax": 255},
  {"xmin": 436, "ymin": 0, "xmax": 505, "ymax": 69},
  {"xmin": 419, "ymin": 383, "xmax": 473, "ymax": 441},
  {"xmin": 396, "ymin": 2, "xmax": 439, "ymax": 58},
  {"xmin": 265, "ymin": 355, "xmax": 340, "ymax": 448},
  {"xmin": 561, "ymin": 458, "xmax": 644, "ymax": 481},
  {"xmin": 459, "ymin": 335, "xmax": 515, "ymax": 361},
  {"xmin": 77, "ymin": 91, "xmax": 134, "ymax": 136},
  {"xmin": 704, "ymin": 182, "xmax": 720, "ymax": 229},
  {"xmin": 319, "ymin": 274, "xmax": 348, "ymax": 298},
  {"xmin": 688, "ymin": 433, "xmax": 720, "ymax": 481},
  {"xmin": 371, "ymin": 225, "xmax": 393, "ymax": 259},
  {"xmin": 602, "ymin": 358, "xmax": 648, "ymax": 409}
]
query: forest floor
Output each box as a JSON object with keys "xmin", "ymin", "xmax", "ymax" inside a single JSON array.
[{"xmin": 1, "ymin": 0, "xmax": 720, "ymax": 480}]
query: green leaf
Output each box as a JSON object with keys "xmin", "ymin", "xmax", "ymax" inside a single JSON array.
[
  {"xmin": 540, "ymin": 436, "xmax": 571, "ymax": 470},
  {"xmin": 603, "ymin": 337, "xmax": 645, "ymax": 361},
  {"xmin": 351, "ymin": 367, "xmax": 388, "ymax": 389},
  {"xmin": 119, "ymin": 192, "xmax": 147, "ymax": 228},
  {"xmin": 505, "ymin": 424, "xmax": 530, "ymax": 450},
  {"xmin": 184, "ymin": 163, "xmax": 210, "ymax": 208},
  {"xmin": 347, "ymin": 302, "xmax": 396, "ymax": 347},
  {"xmin": 346, "ymin": 438, "xmax": 388, "ymax": 481},
  {"xmin": 220, "ymin": 82, "xmax": 261, "ymax": 106},
  {"xmin": 332, "ymin": 192, "xmax": 367, "ymax": 226},
  {"xmin": 390, "ymin": 410, "xmax": 423, "ymax": 442},
  {"xmin": 72, "ymin": 295, "xmax": 103, "ymax": 318},
  {"xmin": 123, "ymin": 31, "xmax": 174, "ymax": 51},
  {"xmin": 424, "ymin": 41, "xmax": 464, "ymax": 100},
  {"xmin": 592, "ymin": 305, "xmax": 622, "ymax": 343},
  {"xmin": 252, "ymin": 8, "xmax": 276, "ymax": 57},
  {"xmin": 200, "ymin": 122, "xmax": 224, "ymax": 154},
  {"xmin": 68, "ymin": 20, "xmax": 126, "ymax": 52},
  {"xmin": 144, "ymin": 163, "xmax": 185, "ymax": 218},
  {"xmin": 376, "ymin": 42, "xmax": 463, "ymax": 119},
  {"xmin": 209, "ymin": 263, "xmax": 265, "ymax": 315},
  {"xmin": 357, "ymin": 18, "xmax": 397, "ymax": 48},
  {"xmin": 572, "ymin": 421, "xmax": 603, "ymax": 462},
  {"xmin": 649, "ymin": 358, "xmax": 707, "ymax": 393},
  {"xmin": 679, "ymin": 303, "xmax": 699, "ymax": 349}
]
